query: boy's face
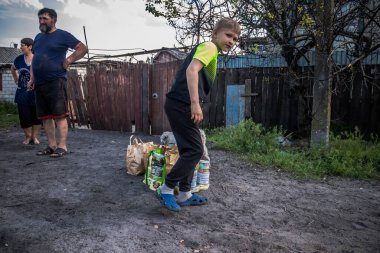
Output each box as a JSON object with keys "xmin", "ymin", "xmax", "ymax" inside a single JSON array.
[{"xmin": 212, "ymin": 28, "xmax": 239, "ymax": 52}]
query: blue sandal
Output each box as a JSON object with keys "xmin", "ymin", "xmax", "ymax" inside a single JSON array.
[
  {"xmin": 177, "ymin": 194, "xmax": 208, "ymax": 206},
  {"xmin": 155, "ymin": 188, "xmax": 181, "ymax": 212}
]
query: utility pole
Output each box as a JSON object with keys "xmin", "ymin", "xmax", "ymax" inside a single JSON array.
[{"xmin": 310, "ymin": 0, "xmax": 335, "ymax": 146}]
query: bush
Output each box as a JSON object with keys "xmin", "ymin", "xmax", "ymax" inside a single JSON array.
[
  {"xmin": 0, "ymin": 101, "xmax": 19, "ymax": 129},
  {"xmin": 208, "ymin": 120, "xmax": 380, "ymax": 179}
]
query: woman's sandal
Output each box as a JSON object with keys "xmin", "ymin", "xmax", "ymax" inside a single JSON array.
[
  {"xmin": 155, "ymin": 188, "xmax": 181, "ymax": 212},
  {"xmin": 177, "ymin": 194, "xmax": 208, "ymax": 207},
  {"xmin": 36, "ymin": 146, "xmax": 55, "ymax": 156},
  {"xmin": 50, "ymin": 148, "xmax": 67, "ymax": 158}
]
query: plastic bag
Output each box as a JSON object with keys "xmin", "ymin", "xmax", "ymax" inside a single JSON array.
[
  {"xmin": 126, "ymin": 135, "xmax": 153, "ymax": 176},
  {"xmin": 164, "ymin": 145, "xmax": 179, "ymax": 175},
  {"xmin": 144, "ymin": 148, "xmax": 167, "ymax": 190}
]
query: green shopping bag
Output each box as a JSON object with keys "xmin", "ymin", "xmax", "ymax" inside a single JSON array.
[{"xmin": 143, "ymin": 148, "xmax": 167, "ymax": 191}]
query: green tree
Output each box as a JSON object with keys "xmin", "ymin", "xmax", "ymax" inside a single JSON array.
[
  {"xmin": 145, "ymin": 0, "xmax": 239, "ymax": 46},
  {"xmin": 145, "ymin": 0, "xmax": 380, "ymax": 145}
]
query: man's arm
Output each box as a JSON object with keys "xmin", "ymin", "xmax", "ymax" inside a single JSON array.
[
  {"xmin": 63, "ymin": 42, "xmax": 88, "ymax": 69},
  {"xmin": 186, "ymin": 59, "xmax": 204, "ymax": 124}
]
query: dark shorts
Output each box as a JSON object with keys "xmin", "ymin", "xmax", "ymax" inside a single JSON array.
[
  {"xmin": 17, "ymin": 104, "xmax": 41, "ymax": 129},
  {"xmin": 35, "ymin": 79, "xmax": 69, "ymax": 120}
]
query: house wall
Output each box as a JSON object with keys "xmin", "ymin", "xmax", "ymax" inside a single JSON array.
[
  {"xmin": 153, "ymin": 53, "xmax": 178, "ymax": 63},
  {"xmin": 0, "ymin": 66, "xmax": 86, "ymax": 103},
  {"xmin": 0, "ymin": 68, "xmax": 16, "ymax": 103}
]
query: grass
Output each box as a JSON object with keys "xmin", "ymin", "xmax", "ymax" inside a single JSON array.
[
  {"xmin": 0, "ymin": 101, "xmax": 19, "ymax": 129},
  {"xmin": 208, "ymin": 119, "xmax": 380, "ymax": 179}
]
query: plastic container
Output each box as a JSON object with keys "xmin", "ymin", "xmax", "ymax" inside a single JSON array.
[
  {"xmin": 151, "ymin": 151, "xmax": 165, "ymax": 178},
  {"xmin": 191, "ymin": 169, "xmax": 198, "ymax": 189},
  {"xmin": 197, "ymin": 160, "xmax": 210, "ymax": 185},
  {"xmin": 199, "ymin": 160, "xmax": 210, "ymax": 170}
]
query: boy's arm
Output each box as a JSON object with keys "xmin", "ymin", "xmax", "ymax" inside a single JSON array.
[
  {"xmin": 186, "ymin": 59, "xmax": 204, "ymax": 124},
  {"xmin": 11, "ymin": 64, "xmax": 18, "ymax": 85}
]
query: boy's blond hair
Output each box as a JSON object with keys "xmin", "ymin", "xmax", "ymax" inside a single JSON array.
[{"xmin": 213, "ymin": 17, "xmax": 241, "ymax": 35}]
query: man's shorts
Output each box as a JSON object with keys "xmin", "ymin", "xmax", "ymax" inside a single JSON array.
[{"xmin": 35, "ymin": 78, "xmax": 69, "ymax": 120}]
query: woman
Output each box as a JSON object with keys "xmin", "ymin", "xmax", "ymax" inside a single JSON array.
[{"xmin": 11, "ymin": 38, "xmax": 41, "ymax": 144}]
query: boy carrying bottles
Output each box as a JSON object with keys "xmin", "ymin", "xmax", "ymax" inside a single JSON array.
[{"xmin": 156, "ymin": 18, "xmax": 241, "ymax": 212}]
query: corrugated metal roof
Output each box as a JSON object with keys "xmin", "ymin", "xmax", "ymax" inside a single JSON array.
[
  {"xmin": 0, "ymin": 47, "xmax": 21, "ymax": 64},
  {"xmin": 153, "ymin": 49, "xmax": 187, "ymax": 62}
]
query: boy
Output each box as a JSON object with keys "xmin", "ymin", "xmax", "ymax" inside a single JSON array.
[{"xmin": 156, "ymin": 18, "xmax": 241, "ymax": 211}]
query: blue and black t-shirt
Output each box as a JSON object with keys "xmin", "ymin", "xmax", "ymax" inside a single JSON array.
[
  {"xmin": 32, "ymin": 29, "xmax": 80, "ymax": 85},
  {"xmin": 13, "ymin": 54, "xmax": 35, "ymax": 106},
  {"xmin": 166, "ymin": 42, "xmax": 218, "ymax": 104}
]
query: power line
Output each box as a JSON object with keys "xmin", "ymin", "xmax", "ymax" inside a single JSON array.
[
  {"xmin": 89, "ymin": 48, "xmax": 146, "ymax": 51},
  {"xmin": 71, "ymin": 45, "xmax": 191, "ymax": 65},
  {"xmin": 87, "ymin": 46, "xmax": 190, "ymax": 61}
]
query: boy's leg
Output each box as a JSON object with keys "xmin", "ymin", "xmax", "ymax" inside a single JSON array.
[{"xmin": 164, "ymin": 98, "xmax": 203, "ymax": 192}]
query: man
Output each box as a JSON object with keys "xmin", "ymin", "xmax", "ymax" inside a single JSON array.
[{"xmin": 28, "ymin": 8, "xmax": 87, "ymax": 158}]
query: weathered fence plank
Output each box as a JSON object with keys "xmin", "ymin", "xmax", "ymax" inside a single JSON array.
[{"xmin": 67, "ymin": 62, "xmax": 380, "ymax": 136}]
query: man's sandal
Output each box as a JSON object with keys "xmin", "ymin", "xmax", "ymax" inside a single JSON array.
[
  {"xmin": 36, "ymin": 146, "xmax": 55, "ymax": 156},
  {"xmin": 155, "ymin": 188, "xmax": 181, "ymax": 212},
  {"xmin": 50, "ymin": 148, "xmax": 67, "ymax": 158},
  {"xmin": 177, "ymin": 194, "xmax": 208, "ymax": 207}
]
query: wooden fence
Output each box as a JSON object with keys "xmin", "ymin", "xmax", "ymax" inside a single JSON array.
[
  {"xmin": 66, "ymin": 69, "xmax": 89, "ymax": 128},
  {"xmin": 205, "ymin": 65, "xmax": 380, "ymax": 136},
  {"xmin": 82, "ymin": 62, "xmax": 148, "ymax": 132},
  {"xmin": 67, "ymin": 62, "xmax": 380, "ymax": 136}
]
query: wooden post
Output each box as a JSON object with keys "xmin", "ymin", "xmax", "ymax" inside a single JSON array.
[
  {"xmin": 244, "ymin": 79, "xmax": 252, "ymax": 119},
  {"xmin": 142, "ymin": 63, "xmax": 150, "ymax": 134}
]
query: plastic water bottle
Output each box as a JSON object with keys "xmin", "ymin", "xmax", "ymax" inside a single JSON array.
[
  {"xmin": 191, "ymin": 169, "xmax": 198, "ymax": 189},
  {"xmin": 197, "ymin": 160, "xmax": 210, "ymax": 185}
]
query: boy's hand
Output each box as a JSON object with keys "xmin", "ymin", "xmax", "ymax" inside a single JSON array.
[{"xmin": 191, "ymin": 102, "xmax": 203, "ymax": 124}]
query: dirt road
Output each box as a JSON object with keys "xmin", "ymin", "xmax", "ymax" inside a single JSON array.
[{"xmin": 1, "ymin": 128, "xmax": 379, "ymax": 253}]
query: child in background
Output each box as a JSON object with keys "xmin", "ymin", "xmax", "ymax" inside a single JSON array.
[{"xmin": 156, "ymin": 18, "xmax": 241, "ymax": 212}]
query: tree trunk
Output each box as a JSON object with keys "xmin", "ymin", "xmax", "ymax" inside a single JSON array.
[{"xmin": 310, "ymin": 0, "xmax": 334, "ymax": 146}]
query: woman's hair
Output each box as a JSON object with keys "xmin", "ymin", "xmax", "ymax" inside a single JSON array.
[
  {"xmin": 21, "ymin": 38, "xmax": 34, "ymax": 46},
  {"xmin": 213, "ymin": 18, "xmax": 241, "ymax": 35}
]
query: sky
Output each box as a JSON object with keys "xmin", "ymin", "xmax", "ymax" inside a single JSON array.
[{"xmin": 0, "ymin": 0, "xmax": 178, "ymax": 60}]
